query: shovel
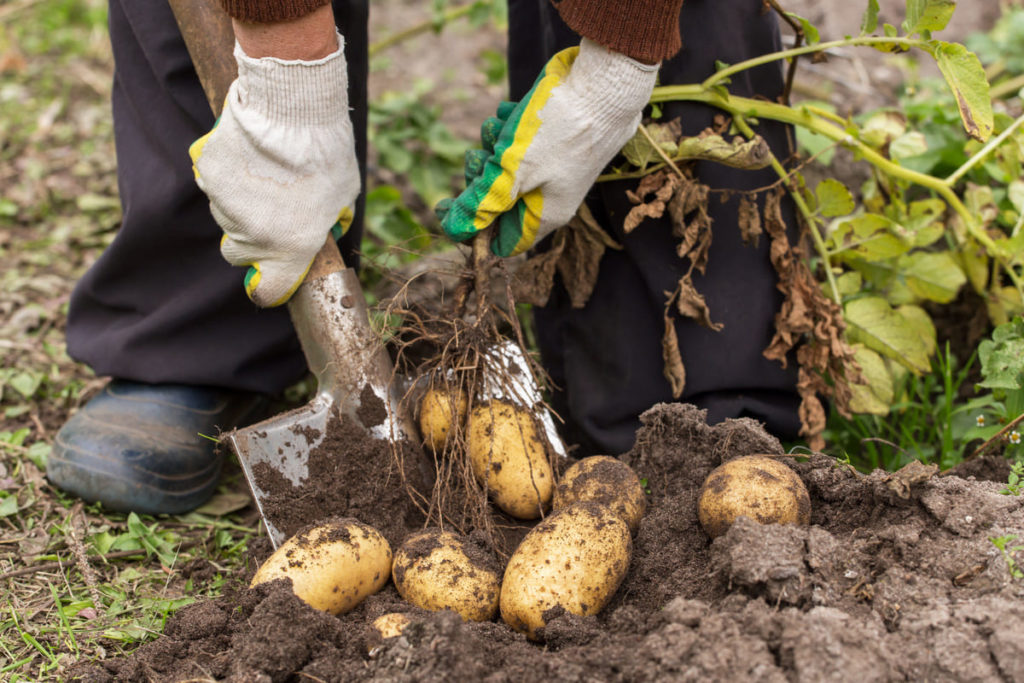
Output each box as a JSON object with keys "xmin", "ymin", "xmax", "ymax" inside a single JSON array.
[{"xmin": 168, "ymin": 0, "xmax": 419, "ymax": 548}]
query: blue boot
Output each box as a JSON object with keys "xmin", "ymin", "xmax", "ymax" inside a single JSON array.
[{"xmin": 48, "ymin": 381, "xmax": 269, "ymax": 515}]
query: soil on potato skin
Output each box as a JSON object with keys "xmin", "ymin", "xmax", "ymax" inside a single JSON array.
[{"xmin": 76, "ymin": 404, "xmax": 1024, "ymax": 682}]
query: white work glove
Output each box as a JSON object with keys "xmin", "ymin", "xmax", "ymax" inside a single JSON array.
[
  {"xmin": 189, "ymin": 33, "xmax": 359, "ymax": 307},
  {"xmin": 437, "ymin": 38, "xmax": 659, "ymax": 256}
]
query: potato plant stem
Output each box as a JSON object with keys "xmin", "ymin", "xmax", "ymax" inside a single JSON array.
[
  {"xmin": 649, "ymin": 85, "xmax": 1024, "ymax": 294},
  {"xmin": 368, "ymin": 3, "xmax": 478, "ymax": 57},
  {"xmin": 702, "ymin": 36, "xmax": 923, "ymax": 91},
  {"xmin": 946, "ymin": 111, "xmax": 1024, "ymax": 186}
]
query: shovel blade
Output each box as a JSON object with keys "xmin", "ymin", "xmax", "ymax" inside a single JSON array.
[{"xmin": 225, "ymin": 394, "xmax": 332, "ymax": 548}]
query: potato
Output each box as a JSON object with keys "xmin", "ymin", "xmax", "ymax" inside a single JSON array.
[
  {"xmin": 419, "ymin": 387, "xmax": 468, "ymax": 453},
  {"xmin": 251, "ymin": 517, "xmax": 392, "ymax": 615},
  {"xmin": 697, "ymin": 455, "xmax": 811, "ymax": 539},
  {"xmin": 500, "ymin": 502, "xmax": 631, "ymax": 640},
  {"xmin": 392, "ymin": 528, "xmax": 501, "ymax": 622},
  {"xmin": 553, "ymin": 456, "xmax": 647, "ymax": 534},
  {"xmin": 371, "ymin": 612, "xmax": 411, "ymax": 640},
  {"xmin": 468, "ymin": 400, "xmax": 553, "ymax": 519}
]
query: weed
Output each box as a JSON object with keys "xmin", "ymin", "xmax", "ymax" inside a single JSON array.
[
  {"xmin": 1000, "ymin": 460, "xmax": 1024, "ymax": 496},
  {"xmin": 990, "ymin": 534, "xmax": 1024, "ymax": 579}
]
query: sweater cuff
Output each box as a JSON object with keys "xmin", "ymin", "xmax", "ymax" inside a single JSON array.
[
  {"xmin": 552, "ymin": 0, "xmax": 685, "ymax": 64},
  {"xmin": 219, "ymin": 0, "xmax": 330, "ymax": 23}
]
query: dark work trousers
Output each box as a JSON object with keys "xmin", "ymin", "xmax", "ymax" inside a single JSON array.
[
  {"xmin": 509, "ymin": 0, "xmax": 802, "ymax": 456},
  {"xmin": 65, "ymin": 0, "xmax": 368, "ymax": 395}
]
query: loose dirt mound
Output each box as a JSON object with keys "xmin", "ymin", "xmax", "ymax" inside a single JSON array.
[{"xmin": 77, "ymin": 404, "xmax": 1024, "ymax": 682}]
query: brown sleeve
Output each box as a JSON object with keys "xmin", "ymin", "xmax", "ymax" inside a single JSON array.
[
  {"xmin": 551, "ymin": 0, "xmax": 685, "ymax": 64},
  {"xmin": 218, "ymin": 0, "xmax": 330, "ymax": 23}
]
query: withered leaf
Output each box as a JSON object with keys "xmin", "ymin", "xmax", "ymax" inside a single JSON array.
[
  {"xmin": 513, "ymin": 204, "xmax": 622, "ymax": 310},
  {"xmin": 761, "ymin": 188, "xmax": 861, "ymax": 448},
  {"xmin": 797, "ymin": 368, "xmax": 826, "ymax": 451},
  {"xmin": 738, "ymin": 194, "xmax": 762, "ymax": 247},
  {"xmin": 675, "ymin": 133, "xmax": 772, "ymax": 170},
  {"xmin": 624, "ymin": 171, "xmax": 679, "ymax": 233},
  {"xmin": 668, "ymin": 178, "xmax": 712, "ymax": 273},
  {"xmin": 676, "ymin": 274, "xmax": 723, "ymax": 331},
  {"xmin": 662, "ymin": 309, "xmax": 686, "ymax": 398},
  {"xmin": 511, "ymin": 237, "xmax": 564, "ymax": 307}
]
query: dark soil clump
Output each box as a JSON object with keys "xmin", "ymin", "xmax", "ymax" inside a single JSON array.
[
  {"xmin": 252, "ymin": 409, "xmax": 430, "ymax": 548},
  {"xmin": 77, "ymin": 403, "xmax": 1024, "ymax": 682}
]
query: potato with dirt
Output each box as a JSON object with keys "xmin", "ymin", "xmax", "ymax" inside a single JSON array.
[
  {"xmin": 553, "ymin": 455, "xmax": 647, "ymax": 533},
  {"xmin": 392, "ymin": 528, "xmax": 502, "ymax": 622},
  {"xmin": 250, "ymin": 517, "xmax": 392, "ymax": 615},
  {"xmin": 467, "ymin": 399, "xmax": 554, "ymax": 519},
  {"xmin": 418, "ymin": 386, "xmax": 468, "ymax": 453},
  {"xmin": 500, "ymin": 501, "xmax": 632, "ymax": 640},
  {"xmin": 697, "ymin": 455, "xmax": 811, "ymax": 539}
]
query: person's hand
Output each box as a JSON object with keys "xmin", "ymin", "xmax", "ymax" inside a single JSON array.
[
  {"xmin": 189, "ymin": 33, "xmax": 358, "ymax": 307},
  {"xmin": 436, "ymin": 39, "xmax": 658, "ymax": 257}
]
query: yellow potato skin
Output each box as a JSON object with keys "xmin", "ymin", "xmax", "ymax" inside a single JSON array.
[
  {"xmin": 467, "ymin": 400, "xmax": 553, "ymax": 519},
  {"xmin": 553, "ymin": 456, "xmax": 647, "ymax": 534},
  {"xmin": 372, "ymin": 612, "xmax": 411, "ymax": 639},
  {"xmin": 250, "ymin": 517, "xmax": 392, "ymax": 615},
  {"xmin": 418, "ymin": 387, "xmax": 468, "ymax": 453},
  {"xmin": 698, "ymin": 455, "xmax": 811, "ymax": 539},
  {"xmin": 500, "ymin": 502, "xmax": 632, "ymax": 640},
  {"xmin": 392, "ymin": 529, "xmax": 501, "ymax": 622}
]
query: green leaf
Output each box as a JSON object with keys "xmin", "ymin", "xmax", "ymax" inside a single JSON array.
[
  {"xmin": 844, "ymin": 296, "xmax": 931, "ymax": 373},
  {"xmin": 889, "ymin": 131, "xmax": 929, "ymax": 160},
  {"xmin": 903, "ymin": 0, "xmax": 955, "ymax": 36},
  {"xmin": 896, "ymin": 304, "xmax": 938, "ymax": 357},
  {"xmin": 931, "ymin": 41, "xmax": 994, "ymax": 142},
  {"xmin": 787, "ymin": 12, "xmax": 820, "ymax": 45},
  {"xmin": 0, "ymin": 495, "xmax": 19, "ymax": 518},
  {"xmin": 0, "ymin": 199, "xmax": 17, "ymax": 218},
  {"xmin": 899, "ymin": 251, "xmax": 966, "ymax": 303},
  {"xmin": 25, "ymin": 442, "xmax": 50, "ymax": 469},
  {"xmin": 835, "ymin": 271, "xmax": 863, "ymax": 297},
  {"xmin": 830, "ymin": 214, "xmax": 913, "ymax": 261},
  {"xmin": 816, "ymin": 178, "xmax": 855, "ymax": 217},
  {"xmin": 905, "ymin": 199, "xmax": 946, "ymax": 247},
  {"xmin": 861, "ymin": 0, "xmax": 880, "ymax": 34},
  {"xmin": 8, "ymin": 371, "xmax": 42, "ymax": 399},
  {"xmin": 860, "ymin": 110, "xmax": 907, "ymax": 148},
  {"xmin": 1008, "ymin": 179, "xmax": 1024, "ymax": 214},
  {"xmin": 978, "ymin": 318, "xmax": 1024, "ymax": 391},
  {"xmin": 848, "ymin": 344, "xmax": 893, "ymax": 414}
]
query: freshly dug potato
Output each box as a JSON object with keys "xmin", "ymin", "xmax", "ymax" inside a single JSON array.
[
  {"xmin": 500, "ymin": 502, "xmax": 631, "ymax": 640},
  {"xmin": 553, "ymin": 456, "xmax": 647, "ymax": 534},
  {"xmin": 392, "ymin": 528, "xmax": 501, "ymax": 622},
  {"xmin": 468, "ymin": 400, "xmax": 553, "ymax": 519},
  {"xmin": 698, "ymin": 455, "xmax": 811, "ymax": 539},
  {"xmin": 372, "ymin": 612, "xmax": 411, "ymax": 639},
  {"xmin": 251, "ymin": 517, "xmax": 392, "ymax": 615},
  {"xmin": 418, "ymin": 387, "xmax": 468, "ymax": 452}
]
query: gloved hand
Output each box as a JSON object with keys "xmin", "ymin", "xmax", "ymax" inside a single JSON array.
[
  {"xmin": 436, "ymin": 39, "xmax": 658, "ymax": 257},
  {"xmin": 189, "ymin": 34, "xmax": 359, "ymax": 307}
]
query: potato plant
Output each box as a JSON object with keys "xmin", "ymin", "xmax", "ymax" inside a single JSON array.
[{"xmin": 581, "ymin": 0, "xmax": 1024, "ymax": 448}]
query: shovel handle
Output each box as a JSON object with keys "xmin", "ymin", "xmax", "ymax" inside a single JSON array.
[{"xmin": 167, "ymin": 0, "xmax": 346, "ymax": 277}]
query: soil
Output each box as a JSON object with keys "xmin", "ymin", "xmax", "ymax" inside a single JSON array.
[
  {"xmin": 74, "ymin": 403, "xmax": 1024, "ymax": 682},
  {"xmin": 250, "ymin": 404, "xmax": 431, "ymax": 549}
]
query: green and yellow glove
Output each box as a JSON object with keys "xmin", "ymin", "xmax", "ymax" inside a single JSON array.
[
  {"xmin": 189, "ymin": 34, "xmax": 359, "ymax": 307},
  {"xmin": 437, "ymin": 39, "xmax": 658, "ymax": 257}
]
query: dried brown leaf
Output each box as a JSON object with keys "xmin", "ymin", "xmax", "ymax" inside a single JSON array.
[
  {"xmin": 738, "ymin": 194, "xmax": 762, "ymax": 247},
  {"xmin": 668, "ymin": 178, "xmax": 712, "ymax": 273},
  {"xmin": 624, "ymin": 171, "xmax": 679, "ymax": 233},
  {"xmin": 662, "ymin": 309, "xmax": 686, "ymax": 398},
  {"xmin": 797, "ymin": 368, "xmax": 826, "ymax": 451},
  {"xmin": 676, "ymin": 274, "xmax": 723, "ymax": 331},
  {"xmin": 511, "ymin": 238, "xmax": 563, "ymax": 307}
]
